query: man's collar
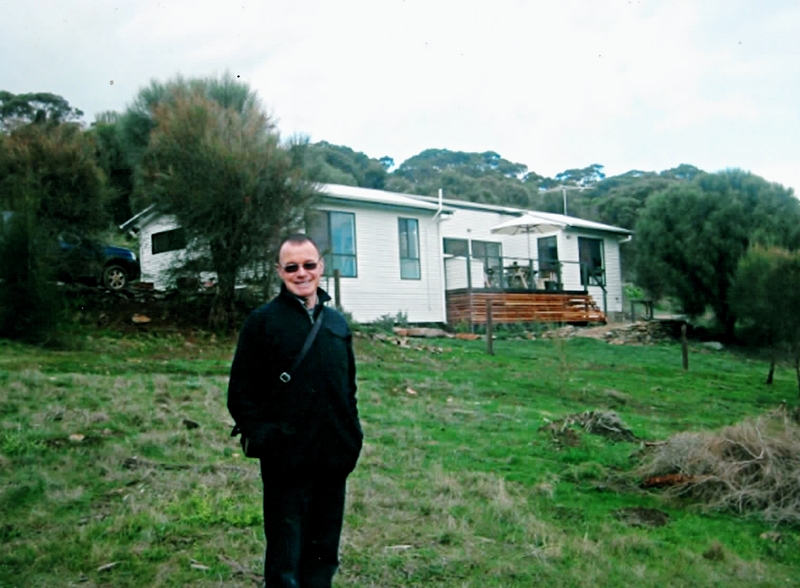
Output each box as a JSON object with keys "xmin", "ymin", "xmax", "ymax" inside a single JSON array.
[{"xmin": 279, "ymin": 284, "xmax": 331, "ymax": 307}]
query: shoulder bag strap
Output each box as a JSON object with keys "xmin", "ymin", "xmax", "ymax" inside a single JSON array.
[{"xmin": 278, "ymin": 307, "xmax": 325, "ymax": 384}]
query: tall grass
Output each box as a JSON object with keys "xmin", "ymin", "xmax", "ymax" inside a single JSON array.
[{"xmin": 1, "ymin": 332, "xmax": 799, "ymax": 586}]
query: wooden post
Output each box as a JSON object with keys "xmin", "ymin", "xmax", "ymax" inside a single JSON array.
[
  {"xmin": 681, "ymin": 323, "xmax": 689, "ymax": 370},
  {"xmin": 466, "ymin": 253, "xmax": 474, "ymax": 333},
  {"xmin": 486, "ymin": 300, "xmax": 494, "ymax": 356},
  {"xmin": 333, "ymin": 269, "xmax": 342, "ymax": 310}
]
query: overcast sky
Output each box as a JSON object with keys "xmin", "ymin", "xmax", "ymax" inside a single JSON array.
[{"xmin": 2, "ymin": 0, "xmax": 799, "ymax": 191}]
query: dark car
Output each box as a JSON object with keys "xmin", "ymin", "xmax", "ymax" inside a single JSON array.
[{"xmin": 57, "ymin": 233, "xmax": 141, "ymax": 290}]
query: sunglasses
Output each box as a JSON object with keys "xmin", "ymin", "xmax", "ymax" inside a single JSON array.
[{"xmin": 280, "ymin": 261, "xmax": 319, "ymax": 273}]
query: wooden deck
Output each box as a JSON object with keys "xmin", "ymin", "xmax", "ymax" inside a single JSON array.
[{"xmin": 446, "ymin": 289, "xmax": 606, "ymax": 325}]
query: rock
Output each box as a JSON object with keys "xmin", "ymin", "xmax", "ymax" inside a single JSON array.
[
  {"xmin": 541, "ymin": 320, "xmax": 689, "ymax": 346},
  {"xmin": 702, "ymin": 341, "xmax": 724, "ymax": 351},
  {"xmin": 404, "ymin": 327, "xmax": 449, "ymax": 338},
  {"xmin": 603, "ymin": 389, "xmax": 630, "ymax": 404}
]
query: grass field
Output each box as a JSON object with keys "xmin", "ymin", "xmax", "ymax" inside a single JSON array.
[{"xmin": 1, "ymin": 327, "xmax": 799, "ymax": 587}]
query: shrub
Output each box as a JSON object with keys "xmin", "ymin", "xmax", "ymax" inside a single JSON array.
[{"xmin": 637, "ymin": 407, "xmax": 800, "ymax": 525}]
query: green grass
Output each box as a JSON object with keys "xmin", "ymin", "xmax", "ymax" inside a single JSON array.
[{"xmin": 1, "ymin": 330, "xmax": 799, "ymax": 587}]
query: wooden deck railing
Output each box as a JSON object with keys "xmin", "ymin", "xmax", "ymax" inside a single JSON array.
[{"xmin": 446, "ymin": 289, "xmax": 605, "ymax": 325}]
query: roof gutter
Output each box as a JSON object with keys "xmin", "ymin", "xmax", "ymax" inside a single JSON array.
[
  {"xmin": 118, "ymin": 204, "xmax": 156, "ymax": 232},
  {"xmin": 433, "ymin": 188, "xmax": 448, "ymax": 222}
]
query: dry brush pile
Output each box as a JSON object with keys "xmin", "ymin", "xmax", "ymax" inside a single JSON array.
[{"xmin": 637, "ymin": 406, "xmax": 800, "ymax": 525}]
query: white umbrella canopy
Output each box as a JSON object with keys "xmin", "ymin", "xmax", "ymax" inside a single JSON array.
[
  {"xmin": 490, "ymin": 214, "xmax": 566, "ymax": 258},
  {"xmin": 490, "ymin": 213, "xmax": 566, "ymax": 236}
]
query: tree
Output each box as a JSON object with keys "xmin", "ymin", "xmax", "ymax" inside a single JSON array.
[
  {"xmin": 635, "ymin": 170, "xmax": 800, "ymax": 337},
  {"xmin": 0, "ymin": 91, "xmax": 84, "ymax": 133},
  {"xmin": 389, "ymin": 148, "xmax": 538, "ymax": 202},
  {"xmin": 554, "ymin": 164, "xmax": 605, "ymax": 186},
  {"xmin": 591, "ymin": 169, "xmax": 695, "ymax": 279},
  {"xmin": 0, "ymin": 122, "xmax": 108, "ymax": 236},
  {"xmin": 90, "ymin": 112, "xmax": 135, "ymax": 224},
  {"xmin": 731, "ymin": 246, "xmax": 800, "ymax": 393},
  {"xmin": 119, "ymin": 73, "xmax": 260, "ymax": 198},
  {"xmin": 660, "ymin": 164, "xmax": 702, "ymax": 181},
  {"xmin": 0, "ymin": 122, "xmax": 109, "ymax": 342},
  {"xmin": 135, "ymin": 87, "xmax": 318, "ymax": 329},
  {"xmin": 303, "ymin": 142, "xmax": 388, "ymax": 189}
]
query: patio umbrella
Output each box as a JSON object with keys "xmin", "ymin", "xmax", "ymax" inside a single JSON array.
[{"xmin": 490, "ymin": 213, "xmax": 566, "ymax": 258}]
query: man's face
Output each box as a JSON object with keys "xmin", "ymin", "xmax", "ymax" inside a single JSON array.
[{"xmin": 277, "ymin": 240, "xmax": 324, "ymax": 299}]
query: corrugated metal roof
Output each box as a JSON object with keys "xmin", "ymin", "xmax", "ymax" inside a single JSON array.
[
  {"xmin": 120, "ymin": 184, "xmax": 453, "ymax": 231},
  {"xmin": 519, "ymin": 210, "xmax": 632, "ymax": 235},
  {"xmin": 319, "ymin": 183, "xmax": 453, "ymax": 213},
  {"xmin": 409, "ymin": 194, "xmax": 632, "ymax": 235}
]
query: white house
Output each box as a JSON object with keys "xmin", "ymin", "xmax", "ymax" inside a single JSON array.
[
  {"xmin": 121, "ymin": 183, "xmax": 632, "ymax": 323},
  {"xmin": 407, "ymin": 196, "xmax": 632, "ymax": 315},
  {"xmin": 121, "ymin": 184, "xmax": 455, "ymax": 324}
]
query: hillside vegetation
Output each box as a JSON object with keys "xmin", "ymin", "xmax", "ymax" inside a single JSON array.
[{"xmin": 2, "ymin": 326, "xmax": 800, "ymax": 587}]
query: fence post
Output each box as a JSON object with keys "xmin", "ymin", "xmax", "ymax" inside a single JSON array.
[
  {"xmin": 486, "ymin": 300, "xmax": 494, "ymax": 356},
  {"xmin": 333, "ymin": 269, "xmax": 342, "ymax": 311},
  {"xmin": 681, "ymin": 323, "xmax": 689, "ymax": 370},
  {"xmin": 466, "ymin": 254, "xmax": 474, "ymax": 333}
]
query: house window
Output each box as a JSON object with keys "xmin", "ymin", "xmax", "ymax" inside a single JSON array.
[
  {"xmin": 443, "ymin": 238, "xmax": 468, "ymax": 257},
  {"xmin": 307, "ymin": 210, "xmax": 357, "ymax": 277},
  {"xmin": 537, "ymin": 236, "xmax": 559, "ymax": 272},
  {"xmin": 471, "ymin": 240, "xmax": 502, "ymax": 279},
  {"xmin": 398, "ymin": 218, "xmax": 420, "ymax": 279},
  {"xmin": 579, "ymin": 237, "xmax": 605, "ymax": 286},
  {"xmin": 152, "ymin": 228, "xmax": 187, "ymax": 255}
]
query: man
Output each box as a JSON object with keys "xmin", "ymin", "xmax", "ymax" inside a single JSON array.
[{"xmin": 227, "ymin": 234, "xmax": 363, "ymax": 588}]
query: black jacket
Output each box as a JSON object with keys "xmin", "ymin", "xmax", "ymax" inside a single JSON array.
[{"xmin": 227, "ymin": 285, "xmax": 363, "ymax": 476}]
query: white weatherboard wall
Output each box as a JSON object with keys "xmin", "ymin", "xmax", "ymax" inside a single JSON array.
[
  {"xmin": 440, "ymin": 208, "xmax": 533, "ymax": 261},
  {"xmin": 317, "ymin": 203, "xmax": 446, "ymax": 324},
  {"xmin": 556, "ymin": 230, "xmax": 624, "ymax": 313},
  {"xmin": 444, "ymin": 257, "xmax": 485, "ymax": 290},
  {"xmin": 131, "ymin": 206, "xmax": 446, "ymax": 323},
  {"xmin": 137, "ymin": 214, "xmax": 182, "ymax": 290}
]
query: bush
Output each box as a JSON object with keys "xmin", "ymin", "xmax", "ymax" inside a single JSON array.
[
  {"xmin": 0, "ymin": 214, "xmax": 65, "ymax": 344},
  {"xmin": 637, "ymin": 407, "xmax": 800, "ymax": 525}
]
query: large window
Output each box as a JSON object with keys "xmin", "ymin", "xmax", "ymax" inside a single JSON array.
[
  {"xmin": 152, "ymin": 228, "xmax": 187, "ymax": 255},
  {"xmin": 307, "ymin": 211, "xmax": 357, "ymax": 277},
  {"xmin": 578, "ymin": 237, "xmax": 605, "ymax": 286},
  {"xmin": 443, "ymin": 238, "xmax": 468, "ymax": 257},
  {"xmin": 471, "ymin": 240, "xmax": 502, "ymax": 278},
  {"xmin": 398, "ymin": 218, "xmax": 421, "ymax": 279},
  {"xmin": 537, "ymin": 236, "xmax": 559, "ymax": 272}
]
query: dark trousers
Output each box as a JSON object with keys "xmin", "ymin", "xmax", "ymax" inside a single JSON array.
[{"xmin": 260, "ymin": 463, "xmax": 347, "ymax": 588}]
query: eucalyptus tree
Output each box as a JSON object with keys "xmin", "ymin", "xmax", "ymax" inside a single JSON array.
[
  {"xmin": 635, "ymin": 170, "xmax": 800, "ymax": 338},
  {"xmin": 134, "ymin": 83, "xmax": 318, "ymax": 328},
  {"xmin": 731, "ymin": 246, "xmax": 800, "ymax": 393},
  {"xmin": 0, "ymin": 121, "xmax": 108, "ymax": 341}
]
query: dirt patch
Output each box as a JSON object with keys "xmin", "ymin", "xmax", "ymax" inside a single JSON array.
[
  {"xmin": 44, "ymin": 434, "xmax": 107, "ymax": 449},
  {"xmin": 614, "ymin": 507, "xmax": 670, "ymax": 528},
  {"xmin": 541, "ymin": 320, "xmax": 689, "ymax": 345},
  {"xmin": 540, "ymin": 410, "xmax": 639, "ymax": 443}
]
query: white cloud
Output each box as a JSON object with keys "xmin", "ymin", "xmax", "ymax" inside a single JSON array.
[{"xmin": 1, "ymin": 0, "xmax": 799, "ymax": 190}]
